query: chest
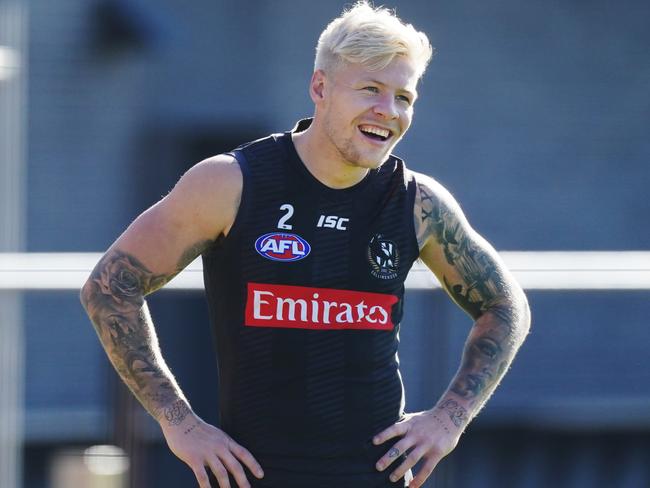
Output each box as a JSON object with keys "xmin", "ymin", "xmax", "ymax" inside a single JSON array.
[{"xmin": 240, "ymin": 181, "xmax": 414, "ymax": 292}]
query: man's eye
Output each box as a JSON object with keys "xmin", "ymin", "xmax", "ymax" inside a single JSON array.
[
  {"xmin": 397, "ymin": 95, "xmax": 411, "ymax": 104},
  {"xmin": 363, "ymin": 86, "xmax": 379, "ymax": 93},
  {"xmin": 479, "ymin": 344, "xmax": 496, "ymax": 357},
  {"xmin": 475, "ymin": 338, "xmax": 499, "ymax": 358}
]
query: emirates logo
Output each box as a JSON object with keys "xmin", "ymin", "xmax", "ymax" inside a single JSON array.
[
  {"xmin": 245, "ymin": 282, "xmax": 397, "ymax": 330},
  {"xmin": 367, "ymin": 234, "xmax": 399, "ymax": 280}
]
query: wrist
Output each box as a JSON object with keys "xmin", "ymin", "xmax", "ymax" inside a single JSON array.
[
  {"xmin": 156, "ymin": 399, "xmax": 194, "ymax": 429},
  {"xmin": 434, "ymin": 397, "xmax": 470, "ymax": 430}
]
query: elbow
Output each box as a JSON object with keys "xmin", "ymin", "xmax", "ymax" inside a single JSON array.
[
  {"xmin": 515, "ymin": 289, "xmax": 532, "ymax": 338},
  {"xmin": 79, "ymin": 278, "xmax": 94, "ymax": 314},
  {"xmin": 80, "ymin": 278, "xmax": 106, "ymax": 336}
]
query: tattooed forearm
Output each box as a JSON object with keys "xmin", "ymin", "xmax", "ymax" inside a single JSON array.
[
  {"xmin": 437, "ymin": 399, "xmax": 469, "ymax": 427},
  {"xmin": 164, "ymin": 399, "xmax": 192, "ymax": 425},
  {"xmin": 445, "ymin": 312, "xmax": 518, "ymax": 414},
  {"xmin": 441, "ymin": 280, "xmax": 528, "ymax": 415},
  {"xmin": 80, "ymin": 244, "xmax": 208, "ymax": 425}
]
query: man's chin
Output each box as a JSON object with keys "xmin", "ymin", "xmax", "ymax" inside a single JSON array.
[
  {"xmin": 341, "ymin": 146, "xmax": 391, "ymax": 169},
  {"xmin": 359, "ymin": 154, "xmax": 390, "ymax": 169},
  {"xmin": 365, "ymin": 160, "xmax": 385, "ymax": 170}
]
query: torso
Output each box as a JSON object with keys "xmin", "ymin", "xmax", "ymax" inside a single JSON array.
[{"xmin": 201, "ymin": 124, "xmax": 419, "ymax": 486}]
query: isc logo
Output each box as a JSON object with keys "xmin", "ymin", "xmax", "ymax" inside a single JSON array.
[
  {"xmin": 317, "ymin": 215, "xmax": 349, "ymax": 230},
  {"xmin": 255, "ymin": 232, "xmax": 311, "ymax": 262}
]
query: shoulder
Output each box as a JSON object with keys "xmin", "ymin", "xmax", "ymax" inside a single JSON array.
[
  {"xmin": 411, "ymin": 170, "xmax": 461, "ymax": 210},
  {"xmin": 161, "ymin": 153, "xmax": 243, "ymax": 237},
  {"xmin": 172, "ymin": 153, "xmax": 242, "ymax": 199},
  {"xmin": 410, "ymin": 170, "xmax": 468, "ymax": 250},
  {"xmin": 178, "ymin": 153, "xmax": 242, "ymax": 190}
]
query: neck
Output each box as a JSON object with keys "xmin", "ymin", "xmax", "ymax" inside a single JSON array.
[{"xmin": 292, "ymin": 119, "xmax": 369, "ymax": 189}]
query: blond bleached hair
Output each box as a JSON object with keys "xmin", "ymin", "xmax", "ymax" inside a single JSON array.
[{"xmin": 315, "ymin": 1, "xmax": 434, "ymax": 79}]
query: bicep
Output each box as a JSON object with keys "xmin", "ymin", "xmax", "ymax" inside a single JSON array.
[
  {"xmin": 100, "ymin": 156, "xmax": 241, "ymax": 291},
  {"xmin": 415, "ymin": 175, "xmax": 516, "ymax": 320}
]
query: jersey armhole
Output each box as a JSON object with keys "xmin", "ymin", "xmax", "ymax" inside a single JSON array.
[
  {"xmin": 406, "ymin": 170, "xmax": 422, "ymax": 257},
  {"xmin": 219, "ymin": 149, "xmax": 250, "ymax": 245}
]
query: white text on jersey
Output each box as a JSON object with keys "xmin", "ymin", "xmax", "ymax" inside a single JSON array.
[{"xmin": 317, "ymin": 215, "xmax": 349, "ymax": 231}]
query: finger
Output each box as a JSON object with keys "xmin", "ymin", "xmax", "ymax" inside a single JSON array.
[
  {"xmin": 191, "ymin": 465, "xmax": 211, "ymax": 488},
  {"xmin": 373, "ymin": 421, "xmax": 410, "ymax": 445},
  {"xmin": 388, "ymin": 446, "xmax": 425, "ymax": 483},
  {"xmin": 219, "ymin": 452, "xmax": 250, "ymax": 488},
  {"xmin": 206, "ymin": 456, "xmax": 231, "ymax": 488},
  {"xmin": 229, "ymin": 440, "xmax": 265, "ymax": 479},
  {"xmin": 375, "ymin": 438, "xmax": 416, "ymax": 472},
  {"xmin": 408, "ymin": 455, "xmax": 439, "ymax": 488}
]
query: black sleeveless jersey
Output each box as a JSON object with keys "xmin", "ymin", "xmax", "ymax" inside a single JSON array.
[{"xmin": 202, "ymin": 119, "xmax": 419, "ymax": 487}]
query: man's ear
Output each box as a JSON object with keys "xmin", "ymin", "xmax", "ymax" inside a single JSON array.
[{"xmin": 309, "ymin": 69, "xmax": 327, "ymax": 105}]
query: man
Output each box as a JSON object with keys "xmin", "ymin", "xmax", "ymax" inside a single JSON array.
[{"xmin": 81, "ymin": 2, "xmax": 530, "ymax": 487}]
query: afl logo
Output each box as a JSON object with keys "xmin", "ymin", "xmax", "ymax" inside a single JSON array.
[
  {"xmin": 255, "ymin": 232, "xmax": 311, "ymax": 262},
  {"xmin": 367, "ymin": 234, "xmax": 399, "ymax": 280}
]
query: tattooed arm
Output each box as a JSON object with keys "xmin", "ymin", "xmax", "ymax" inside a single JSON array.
[
  {"xmin": 415, "ymin": 173, "xmax": 530, "ymax": 418},
  {"xmin": 80, "ymin": 155, "xmax": 264, "ymax": 488},
  {"xmin": 374, "ymin": 173, "xmax": 530, "ymax": 488}
]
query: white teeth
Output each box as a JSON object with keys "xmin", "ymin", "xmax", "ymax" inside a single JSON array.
[{"xmin": 359, "ymin": 125, "xmax": 390, "ymax": 139}]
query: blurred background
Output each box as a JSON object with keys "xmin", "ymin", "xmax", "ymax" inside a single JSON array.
[{"xmin": 1, "ymin": 0, "xmax": 649, "ymax": 487}]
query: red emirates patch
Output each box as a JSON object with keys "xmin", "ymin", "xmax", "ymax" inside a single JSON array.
[{"xmin": 245, "ymin": 282, "xmax": 398, "ymax": 330}]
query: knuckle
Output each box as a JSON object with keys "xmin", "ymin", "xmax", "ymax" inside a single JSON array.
[
  {"xmin": 222, "ymin": 456, "xmax": 247, "ymax": 480},
  {"xmin": 214, "ymin": 474, "xmax": 230, "ymax": 488},
  {"xmin": 231, "ymin": 467, "xmax": 247, "ymax": 482},
  {"xmin": 221, "ymin": 453, "xmax": 240, "ymax": 469},
  {"xmin": 233, "ymin": 445, "xmax": 253, "ymax": 462},
  {"xmin": 400, "ymin": 456, "xmax": 415, "ymax": 471},
  {"xmin": 412, "ymin": 446, "xmax": 427, "ymax": 459},
  {"xmin": 427, "ymin": 442, "xmax": 444, "ymax": 455},
  {"xmin": 193, "ymin": 470, "xmax": 209, "ymax": 487},
  {"xmin": 419, "ymin": 460, "xmax": 437, "ymax": 479},
  {"xmin": 389, "ymin": 471, "xmax": 403, "ymax": 483},
  {"xmin": 392, "ymin": 439, "xmax": 405, "ymax": 450},
  {"xmin": 399, "ymin": 459, "xmax": 412, "ymax": 472},
  {"xmin": 215, "ymin": 443, "xmax": 229, "ymax": 456},
  {"xmin": 208, "ymin": 460, "xmax": 227, "ymax": 480},
  {"xmin": 248, "ymin": 456, "xmax": 262, "ymax": 470},
  {"xmin": 245, "ymin": 458, "xmax": 261, "ymax": 474}
]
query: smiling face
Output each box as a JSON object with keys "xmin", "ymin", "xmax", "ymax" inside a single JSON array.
[{"xmin": 311, "ymin": 55, "xmax": 419, "ymax": 170}]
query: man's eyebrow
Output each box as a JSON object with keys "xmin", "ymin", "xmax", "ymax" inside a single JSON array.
[{"xmin": 366, "ymin": 79, "xmax": 418, "ymax": 100}]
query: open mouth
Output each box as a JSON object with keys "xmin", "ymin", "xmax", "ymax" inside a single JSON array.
[{"xmin": 358, "ymin": 124, "xmax": 392, "ymax": 142}]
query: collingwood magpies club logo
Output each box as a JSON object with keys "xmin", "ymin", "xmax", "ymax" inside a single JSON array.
[{"xmin": 367, "ymin": 234, "xmax": 399, "ymax": 280}]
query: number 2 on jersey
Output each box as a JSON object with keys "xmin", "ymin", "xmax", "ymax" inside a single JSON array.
[{"xmin": 277, "ymin": 204, "xmax": 294, "ymax": 230}]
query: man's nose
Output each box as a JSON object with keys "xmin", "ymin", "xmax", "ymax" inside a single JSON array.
[{"xmin": 373, "ymin": 95, "xmax": 399, "ymax": 120}]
